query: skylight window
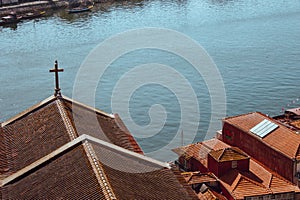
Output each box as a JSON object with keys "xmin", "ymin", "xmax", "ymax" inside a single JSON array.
[{"xmin": 250, "ymin": 119, "xmax": 278, "ymax": 138}]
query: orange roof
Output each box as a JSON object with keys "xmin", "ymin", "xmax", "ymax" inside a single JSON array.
[
  {"xmin": 182, "ymin": 172, "xmax": 217, "ymax": 185},
  {"xmin": 172, "ymin": 138, "xmax": 230, "ymax": 167},
  {"xmin": 198, "ymin": 189, "xmax": 224, "ymax": 200},
  {"xmin": 223, "ymin": 112, "xmax": 300, "ymax": 159},
  {"xmin": 219, "ymin": 159, "xmax": 300, "ymax": 199},
  {"xmin": 209, "ymin": 147, "xmax": 249, "ymax": 162},
  {"xmin": 174, "ymin": 138, "xmax": 300, "ymax": 199}
]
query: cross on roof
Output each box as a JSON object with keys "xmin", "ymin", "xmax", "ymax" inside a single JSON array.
[{"xmin": 49, "ymin": 60, "xmax": 64, "ymax": 97}]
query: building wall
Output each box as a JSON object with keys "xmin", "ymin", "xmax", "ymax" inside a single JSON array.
[
  {"xmin": 207, "ymin": 155, "xmax": 220, "ymax": 176},
  {"xmin": 189, "ymin": 157, "xmax": 207, "ymax": 172},
  {"xmin": 178, "ymin": 156, "xmax": 207, "ymax": 172},
  {"xmin": 222, "ymin": 123, "xmax": 294, "ymax": 183},
  {"xmin": 207, "ymin": 154, "xmax": 250, "ymax": 177}
]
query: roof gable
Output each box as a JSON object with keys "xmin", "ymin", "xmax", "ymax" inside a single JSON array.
[
  {"xmin": 172, "ymin": 138, "xmax": 230, "ymax": 166},
  {"xmin": 209, "ymin": 147, "xmax": 249, "ymax": 162},
  {"xmin": 182, "ymin": 172, "xmax": 217, "ymax": 185}
]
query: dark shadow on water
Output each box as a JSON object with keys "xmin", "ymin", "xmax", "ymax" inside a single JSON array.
[
  {"xmin": 0, "ymin": 23, "xmax": 18, "ymax": 30},
  {"xmin": 208, "ymin": 0, "xmax": 237, "ymax": 6}
]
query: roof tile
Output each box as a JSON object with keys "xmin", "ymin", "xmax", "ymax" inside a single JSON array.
[{"xmin": 224, "ymin": 112, "xmax": 300, "ymax": 159}]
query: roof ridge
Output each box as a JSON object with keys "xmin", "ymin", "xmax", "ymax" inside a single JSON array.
[
  {"xmin": 82, "ymin": 140, "xmax": 116, "ymax": 199},
  {"xmin": 56, "ymin": 98, "xmax": 78, "ymax": 140},
  {"xmin": 218, "ymin": 148, "xmax": 226, "ymax": 161},
  {"xmin": 230, "ymin": 147, "xmax": 249, "ymax": 158},
  {"xmin": 231, "ymin": 172, "xmax": 241, "ymax": 191},
  {"xmin": 1, "ymin": 95, "xmax": 56, "ymax": 127},
  {"xmin": 223, "ymin": 112, "xmax": 257, "ymax": 121},
  {"xmin": 269, "ymin": 171, "xmax": 298, "ymax": 187},
  {"xmin": 241, "ymin": 174, "xmax": 266, "ymax": 188}
]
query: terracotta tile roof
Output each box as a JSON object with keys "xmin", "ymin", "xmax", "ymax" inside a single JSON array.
[
  {"xmin": 1, "ymin": 144, "xmax": 106, "ymax": 199},
  {"xmin": 0, "ymin": 99, "xmax": 71, "ymax": 175},
  {"xmin": 0, "ymin": 95, "xmax": 143, "ymax": 177},
  {"xmin": 198, "ymin": 189, "xmax": 218, "ymax": 200},
  {"xmin": 182, "ymin": 172, "xmax": 217, "ymax": 185},
  {"xmin": 174, "ymin": 138, "xmax": 300, "ymax": 199},
  {"xmin": 181, "ymin": 172, "xmax": 227, "ymax": 200},
  {"xmin": 209, "ymin": 147, "xmax": 249, "ymax": 162},
  {"xmin": 61, "ymin": 96, "xmax": 143, "ymax": 154},
  {"xmin": 224, "ymin": 112, "xmax": 300, "ymax": 159},
  {"xmin": 172, "ymin": 138, "xmax": 230, "ymax": 167},
  {"xmin": 198, "ymin": 189, "xmax": 228, "ymax": 200},
  {"xmin": 291, "ymin": 119, "xmax": 300, "ymax": 129},
  {"xmin": 219, "ymin": 159, "xmax": 300, "ymax": 199},
  {"xmin": 0, "ymin": 95, "xmax": 197, "ymax": 199},
  {"xmin": 1, "ymin": 134, "xmax": 198, "ymax": 199}
]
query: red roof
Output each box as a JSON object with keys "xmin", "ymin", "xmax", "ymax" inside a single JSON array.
[
  {"xmin": 182, "ymin": 172, "xmax": 217, "ymax": 185},
  {"xmin": 209, "ymin": 147, "xmax": 249, "ymax": 162},
  {"xmin": 173, "ymin": 138, "xmax": 300, "ymax": 199},
  {"xmin": 0, "ymin": 95, "xmax": 198, "ymax": 199},
  {"xmin": 223, "ymin": 112, "xmax": 300, "ymax": 159},
  {"xmin": 173, "ymin": 138, "xmax": 230, "ymax": 168},
  {"xmin": 219, "ymin": 159, "xmax": 300, "ymax": 199}
]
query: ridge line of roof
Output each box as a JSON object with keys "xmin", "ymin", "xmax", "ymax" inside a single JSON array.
[
  {"xmin": 0, "ymin": 134, "xmax": 170, "ymax": 187},
  {"xmin": 218, "ymin": 148, "xmax": 226, "ymax": 161},
  {"xmin": 56, "ymin": 99, "xmax": 77, "ymax": 140},
  {"xmin": 1, "ymin": 95, "xmax": 56, "ymax": 127},
  {"xmin": 223, "ymin": 112, "xmax": 258, "ymax": 121},
  {"xmin": 82, "ymin": 140, "xmax": 117, "ymax": 200},
  {"xmin": 61, "ymin": 95, "xmax": 115, "ymax": 119}
]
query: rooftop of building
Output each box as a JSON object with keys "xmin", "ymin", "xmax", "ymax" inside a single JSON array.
[
  {"xmin": 223, "ymin": 112, "xmax": 300, "ymax": 159},
  {"xmin": 0, "ymin": 94, "xmax": 198, "ymax": 199},
  {"xmin": 173, "ymin": 138, "xmax": 300, "ymax": 199}
]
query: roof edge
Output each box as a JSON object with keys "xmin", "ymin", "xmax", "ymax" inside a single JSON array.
[
  {"xmin": 1, "ymin": 95, "xmax": 57, "ymax": 127},
  {"xmin": 1, "ymin": 94, "xmax": 116, "ymax": 128}
]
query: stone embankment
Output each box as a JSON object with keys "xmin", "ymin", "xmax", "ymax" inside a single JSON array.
[
  {"xmin": 0, "ymin": 0, "xmax": 107, "ymax": 17},
  {"xmin": 0, "ymin": 1, "xmax": 67, "ymax": 17}
]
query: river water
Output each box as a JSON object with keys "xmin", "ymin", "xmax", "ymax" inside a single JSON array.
[{"xmin": 0, "ymin": 0, "xmax": 300, "ymax": 160}]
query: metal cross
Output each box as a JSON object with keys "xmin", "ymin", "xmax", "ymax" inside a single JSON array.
[{"xmin": 49, "ymin": 60, "xmax": 64, "ymax": 97}]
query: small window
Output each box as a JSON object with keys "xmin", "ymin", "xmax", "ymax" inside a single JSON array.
[{"xmin": 232, "ymin": 160, "xmax": 237, "ymax": 168}]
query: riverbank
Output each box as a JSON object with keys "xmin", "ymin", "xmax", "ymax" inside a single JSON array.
[
  {"xmin": 0, "ymin": 1, "xmax": 68, "ymax": 17},
  {"xmin": 0, "ymin": 0, "xmax": 110, "ymax": 17}
]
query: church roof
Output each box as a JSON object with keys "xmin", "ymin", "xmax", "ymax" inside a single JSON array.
[
  {"xmin": 0, "ymin": 95, "xmax": 197, "ymax": 199},
  {"xmin": 0, "ymin": 134, "xmax": 197, "ymax": 199},
  {"xmin": 0, "ymin": 95, "xmax": 142, "ymax": 176}
]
